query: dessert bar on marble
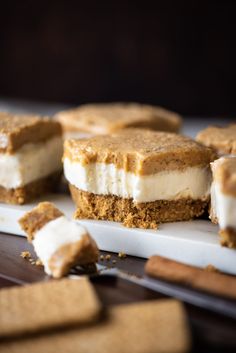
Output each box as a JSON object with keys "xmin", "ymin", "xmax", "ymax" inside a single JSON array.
[
  {"xmin": 196, "ymin": 124, "xmax": 236, "ymax": 156},
  {"xmin": 64, "ymin": 128, "xmax": 216, "ymax": 228},
  {"xmin": 0, "ymin": 112, "xmax": 63, "ymax": 204},
  {"xmin": 55, "ymin": 102, "xmax": 182, "ymax": 138}
]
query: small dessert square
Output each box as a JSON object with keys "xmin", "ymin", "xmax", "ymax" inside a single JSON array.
[
  {"xmin": 64, "ymin": 129, "xmax": 216, "ymax": 228},
  {"xmin": 196, "ymin": 124, "xmax": 236, "ymax": 156},
  {"xmin": 0, "ymin": 112, "xmax": 63, "ymax": 204},
  {"xmin": 210, "ymin": 156, "xmax": 236, "ymax": 248},
  {"xmin": 55, "ymin": 102, "xmax": 182, "ymax": 138},
  {"xmin": 19, "ymin": 202, "xmax": 99, "ymax": 278}
]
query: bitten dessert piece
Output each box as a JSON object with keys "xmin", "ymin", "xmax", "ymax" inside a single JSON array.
[
  {"xmin": 210, "ymin": 156, "xmax": 236, "ymax": 248},
  {"xmin": 55, "ymin": 102, "xmax": 182, "ymax": 138},
  {"xmin": 64, "ymin": 129, "xmax": 216, "ymax": 228},
  {"xmin": 19, "ymin": 202, "xmax": 99, "ymax": 278},
  {"xmin": 196, "ymin": 124, "xmax": 236, "ymax": 156},
  {"xmin": 0, "ymin": 113, "xmax": 63, "ymax": 204}
]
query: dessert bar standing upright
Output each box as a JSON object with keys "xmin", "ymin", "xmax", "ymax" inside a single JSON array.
[
  {"xmin": 0, "ymin": 113, "xmax": 63, "ymax": 204},
  {"xmin": 64, "ymin": 129, "xmax": 216, "ymax": 228}
]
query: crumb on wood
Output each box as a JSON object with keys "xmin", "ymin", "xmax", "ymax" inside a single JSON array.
[
  {"xmin": 20, "ymin": 251, "xmax": 43, "ymax": 268},
  {"xmin": 118, "ymin": 251, "xmax": 126, "ymax": 259},
  {"xmin": 205, "ymin": 264, "xmax": 219, "ymax": 273},
  {"xmin": 20, "ymin": 251, "xmax": 31, "ymax": 259},
  {"xmin": 105, "ymin": 254, "xmax": 111, "ymax": 261},
  {"xmin": 100, "ymin": 255, "xmax": 104, "ymax": 261},
  {"xmin": 112, "ymin": 259, "xmax": 117, "ymax": 264},
  {"xmin": 36, "ymin": 259, "xmax": 43, "ymax": 266}
]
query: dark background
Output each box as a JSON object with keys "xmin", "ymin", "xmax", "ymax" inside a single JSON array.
[{"xmin": 0, "ymin": 0, "xmax": 236, "ymax": 116}]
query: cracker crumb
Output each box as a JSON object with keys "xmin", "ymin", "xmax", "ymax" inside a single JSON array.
[
  {"xmin": 18, "ymin": 197, "xmax": 25, "ymax": 204},
  {"xmin": 35, "ymin": 259, "xmax": 43, "ymax": 266},
  {"xmin": 100, "ymin": 255, "xmax": 104, "ymax": 261},
  {"xmin": 20, "ymin": 251, "xmax": 31, "ymax": 259},
  {"xmin": 205, "ymin": 264, "xmax": 219, "ymax": 273},
  {"xmin": 112, "ymin": 260, "xmax": 117, "ymax": 264},
  {"xmin": 118, "ymin": 251, "xmax": 126, "ymax": 259},
  {"xmin": 31, "ymin": 261, "xmax": 36, "ymax": 265},
  {"xmin": 105, "ymin": 254, "xmax": 111, "ymax": 261}
]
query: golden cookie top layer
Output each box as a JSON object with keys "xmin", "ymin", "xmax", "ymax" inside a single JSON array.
[
  {"xmin": 0, "ymin": 112, "xmax": 62, "ymax": 153},
  {"xmin": 55, "ymin": 102, "xmax": 182, "ymax": 134},
  {"xmin": 19, "ymin": 202, "xmax": 64, "ymax": 241},
  {"xmin": 196, "ymin": 124, "xmax": 236, "ymax": 155},
  {"xmin": 64, "ymin": 129, "xmax": 216, "ymax": 175},
  {"xmin": 211, "ymin": 156, "xmax": 236, "ymax": 197}
]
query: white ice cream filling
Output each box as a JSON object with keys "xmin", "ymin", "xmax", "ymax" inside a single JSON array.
[
  {"xmin": 64, "ymin": 158, "xmax": 211, "ymax": 203},
  {"xmin": 211, "ymin": 182, "xmax": 236, "ymax": 229},
  {"xmin": 0, "ymin": 133, "xmax": 9, "ymax": 148},
  {"xmin": 32, "ymin": 216, "xmax": 87, "ymax": 275},
  {"xmin": 0, "ymin": 136, "xmax": 63, "ymax": 189}
]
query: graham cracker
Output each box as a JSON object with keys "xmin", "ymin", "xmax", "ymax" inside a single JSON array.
[
  {"xmin": 220, "ymin": 228, "xmax": 236, "ymax": 249},
  {"xmin": 70, "ymin": 185, "xmax": 209, "ymax": 228},
  {"xmin": 146, "ymin": 255, "xmax": 236, "ymax": 299},
  {"xmin": 64, "ymin": 128, "xmax": 216, "ymax": 175},
  {"xmin": 0, "ymin": 112, "xmax": 62, "ymax": 153},
  {"xmin": 55, "ymin": 102, "xmax": 182, "ymax": 134},
  {"xmin": 0, "ymin": 300, "xmax": 190, "ymax": 353},
  {"xmin": 48, "ymin": 233, "xmax": 99, "ymax": 278},
  {"xmin": 0, "ymin": 278, "xmax": 101, "ymax": 338},
  {"xmin": 19, "ymin": 202, "xmax": 64, "ymax": 241}
]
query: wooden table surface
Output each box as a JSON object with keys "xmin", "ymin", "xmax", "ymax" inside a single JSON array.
[{"xmin": 1, "ymin": 231, "xmax": 236, "ymax": 353}]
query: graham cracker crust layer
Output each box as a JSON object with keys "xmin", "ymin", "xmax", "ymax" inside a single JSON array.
[
  {"xmin": 19, "ymin": 202, "xmax": 64, "ymax": 241},
  {"xmin": 49, "ymin": 235, "xmax": 99, "ymax": 278},
  {"xmin": 220, "ymin": 228, "xmax": 236, "ymax": 249},
  {"xmin": 69, "ymin": 184, "xmax": 209, "ymax": 229},
  {"xmin": 0, "ymin": 171, "xmax": 61, "ymax": 205}
]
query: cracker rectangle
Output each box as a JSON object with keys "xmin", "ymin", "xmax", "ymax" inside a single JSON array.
[
  {"xmin": 0, "ymin": 278, "xmax": 101, "ymax": 338},
  {"xmin": 0, "ymin": 299, "xmax": 190, "ymax": 353}
]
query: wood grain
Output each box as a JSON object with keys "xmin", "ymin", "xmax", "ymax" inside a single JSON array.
[{"xmin": 1, "ymin": 232, "xmax": 236, "ymax": 352}]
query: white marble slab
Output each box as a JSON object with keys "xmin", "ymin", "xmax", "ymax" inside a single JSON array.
[{"xmin": 0, "ymin": 193, "xmax": 235, "ymax": 275}]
